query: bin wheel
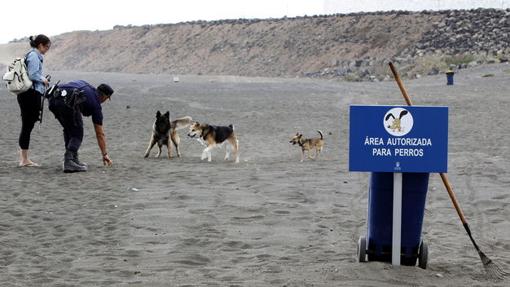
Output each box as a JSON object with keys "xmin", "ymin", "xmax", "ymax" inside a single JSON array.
[
  {"xmin": 357, "ymin": 236, "xmax": 367, "ymax": 262},
  {"xmin": 418, "ymin": 241, "xmax": 428, "ymax": 269}
]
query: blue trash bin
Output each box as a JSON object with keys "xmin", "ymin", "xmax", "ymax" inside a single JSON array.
[
  {"xmin": 366, "ymin": 172, "xmax": 429, "ymax": 266},
  {"xmin": 446, "ymin": 71, "xmax": 454, "ymax": 85}
]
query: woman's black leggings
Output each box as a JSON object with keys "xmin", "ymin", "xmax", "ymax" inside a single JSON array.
[{"xmin": 17, "ymin": 89, "xmax": 42, "ymax": 149}]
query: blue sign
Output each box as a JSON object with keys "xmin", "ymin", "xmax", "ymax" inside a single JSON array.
[{"xmin": 349, "ymin": 105, "xmax": 448, "ymax": 173}]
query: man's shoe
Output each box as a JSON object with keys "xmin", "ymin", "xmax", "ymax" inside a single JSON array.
[
  {"xmin": 63, "ymin": 150, "xmax": 87, "ymax": 173},
  {"xmin": 71, "ymin": 151, "xmax": 87, "ymax": 168}
]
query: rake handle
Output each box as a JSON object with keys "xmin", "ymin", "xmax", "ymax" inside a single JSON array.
[
  {"xmin": 440, "ymin": 172, "xmax": 483, "ymax": 252},
  {"xmin": 389, "ymin": 63, "xmax": 413, "ymax": 106},
  {"xmin": 388, "ymin": 62, "xmax": 470, "ymax": 226},
  {"xmin": 439, "ymin": 173, "xmax": 468, "ymax": 224}
]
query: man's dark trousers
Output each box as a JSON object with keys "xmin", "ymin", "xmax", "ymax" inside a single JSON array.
[{"xmin": 49, "ymin": 97, "xmax": 83, "ymax": 152}]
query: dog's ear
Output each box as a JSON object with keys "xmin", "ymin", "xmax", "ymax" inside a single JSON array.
[
  {"xmin": 164, "ymin": 111, "xmax": 170, "ymax": 118},
  {"xmin": 295, "ymin": 132, "xmax": 300, "ymax": 136},
  {"xmin": 156, "ymin": 110, "xmax": 161, "ymax": 117}
]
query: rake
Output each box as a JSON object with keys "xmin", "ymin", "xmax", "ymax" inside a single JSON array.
[{"xmin": 388, "ymin": 62, "xmax": 507, "ymax": 280}]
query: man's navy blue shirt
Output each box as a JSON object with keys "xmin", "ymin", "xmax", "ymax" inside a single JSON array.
[{"xmin": 59, "ymin": 80, "xmax": 103, "ymax": 125}]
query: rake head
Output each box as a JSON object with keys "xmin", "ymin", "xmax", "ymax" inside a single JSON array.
[{"xmin": 478, "ymin": 250, "xmax": 508, "ymax": 281}]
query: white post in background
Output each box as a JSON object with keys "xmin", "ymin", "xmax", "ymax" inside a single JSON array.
[{"xmin": 392, "ymin": 172, "xmax": 402, "ymax": 265}]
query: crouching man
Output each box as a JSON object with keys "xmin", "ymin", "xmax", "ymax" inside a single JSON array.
[{"xmin": 48, "ymin": 80, "xmax": 113, "ymax": 172}]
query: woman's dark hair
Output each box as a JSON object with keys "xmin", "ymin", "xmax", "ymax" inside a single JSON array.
[{"xmin": 29, "ymin": 34, "xmax": 51, "ymax": 48}]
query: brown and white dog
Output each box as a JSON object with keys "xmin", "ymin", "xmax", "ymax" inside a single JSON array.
[
  {"xmin": 187, "ymin": 121, "xmax": 239, "ymax": 163},
  {"xmin": 144, "ymin": 111, "xmax": 193, "ymax": 159},
  {"xmin": 289, "ymin": 130, "xmax": 324, "ymax": 162}
]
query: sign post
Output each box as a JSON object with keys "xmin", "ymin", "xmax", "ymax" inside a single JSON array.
[
  {"xmin": 350, "ymin": 105, "xmax": 448, "ymax": 266},
  {"xmin": 392, "ymin": 172, "xmax": 402, "ymax": 265}
]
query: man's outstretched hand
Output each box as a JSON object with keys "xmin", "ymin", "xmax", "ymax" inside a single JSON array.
[{"xmin": 103, "ymin": 154, "xmax": 113, "ymax": 166}]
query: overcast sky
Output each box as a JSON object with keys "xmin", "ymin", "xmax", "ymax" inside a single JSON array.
[{"xmin": 1, "ymin": 0, "xmax": 508, "ymax": 44}]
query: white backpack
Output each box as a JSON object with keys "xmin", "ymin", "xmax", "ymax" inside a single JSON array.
[{"xmin": 2, "ymin": 54, "xmax": 33, "ymax": 95}]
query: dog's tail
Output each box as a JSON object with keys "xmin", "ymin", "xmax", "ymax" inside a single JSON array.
[
  {"xmin": 317, "ymin": 130, "xmax": 324, "ymax": 140},
  {"xmin": 172, "ymin": 116, "xmax": 193, "ymax": 130}
]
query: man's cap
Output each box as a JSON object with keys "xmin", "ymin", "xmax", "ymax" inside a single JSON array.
[{"xmin": 97, "ymin": 83, "xmax": 114, "ymax": 97}]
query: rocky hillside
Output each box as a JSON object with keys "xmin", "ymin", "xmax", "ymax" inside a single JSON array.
[{"xmin": 2, "ymin": 9, "xmax": 510, "ymax": 80}]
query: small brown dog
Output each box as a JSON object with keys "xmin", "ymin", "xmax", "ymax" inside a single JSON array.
[{"xmin": 289, "ymin": 130, "xmax": 324, "ymax": 162}]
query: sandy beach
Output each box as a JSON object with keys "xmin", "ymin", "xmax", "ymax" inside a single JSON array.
[{"xmin": 0, "ymin": 64, "xmax": 509, "ymax": 286}]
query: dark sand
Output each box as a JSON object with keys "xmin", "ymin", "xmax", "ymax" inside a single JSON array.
[{"xmin": 0, "ymin": 65, "xmax": 509, "ymax": 286}]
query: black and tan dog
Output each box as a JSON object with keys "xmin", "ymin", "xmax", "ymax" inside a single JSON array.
[
  {"xmin": 187, "ymin": 121, "xmax": 239, "ymax": 163},
  {"xmin": 144, "ymin": 111, "xmax": 193, "ymax": 159},
  {"xmin": 289, "ymin": 130, "xmax": 324, "ymax": 162}
]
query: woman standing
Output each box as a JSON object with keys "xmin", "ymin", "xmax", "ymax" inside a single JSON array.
[{"xmin": 17, "ymin": 34, "xmax": 51, "ymax": 167}]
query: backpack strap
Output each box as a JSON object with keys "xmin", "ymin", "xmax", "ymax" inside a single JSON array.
[{"xmin": 24, "ymin": 50, "xmax": 32, "ymax": 65}]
